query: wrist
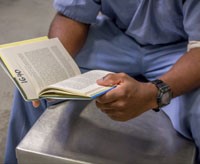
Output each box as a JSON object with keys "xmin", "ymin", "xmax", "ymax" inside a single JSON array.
[
  {"xmin": 142, "ymin": 82, "xmax": 158, "ymax": 110},
  {"xmin": 150, "ymin": 79, "xmax": 173, "ymax": 112}
]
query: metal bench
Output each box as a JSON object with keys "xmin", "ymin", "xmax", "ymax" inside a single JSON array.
[{"xmin": 16, "ymin": 100, "xmax": 196, "ymax": 164}]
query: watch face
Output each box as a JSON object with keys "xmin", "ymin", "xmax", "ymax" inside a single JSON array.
[
  {"xmin": 161, "ymin": 92, "xmax": 171, "ymax": 105},
  {"xmin": 152, "ymin": 79, "xmax": 173, "ymax": 108}
]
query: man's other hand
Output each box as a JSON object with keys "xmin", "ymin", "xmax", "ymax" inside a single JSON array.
[
  {"xmin": 96, "ymin": 73, "xmax": 157, "ymax": 121},
  {"xmin": 32, "ymin": 100, "xmax": 40, "ymax": 108}
]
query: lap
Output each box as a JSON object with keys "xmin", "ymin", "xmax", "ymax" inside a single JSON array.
[
  {"xmin": 75, "ymin": 16, "xmax": 143, "ymax": 76},
  {"xmin": 4, "ymin": 89, "xmax": 46, "ymax": 163},
  {"xmin": 163, "ymin": 88, "xmax": 200, "ymax": 140},
  {"xmin": 76, "ymin": 17, "xmax": 200, "ymax": 161},
  {"xmin": 6, "ymin": 15, "xmax": 200, "ymax": 163}
]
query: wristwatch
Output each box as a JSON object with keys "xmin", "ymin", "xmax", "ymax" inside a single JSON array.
[{"xmin": 151, "ymin": 79, "xmax": 173, "ymax": 112}]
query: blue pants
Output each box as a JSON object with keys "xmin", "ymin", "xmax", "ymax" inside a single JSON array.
[{"xmin": 4, "ymin": 16, "xmax": 200, "ymax": 163}]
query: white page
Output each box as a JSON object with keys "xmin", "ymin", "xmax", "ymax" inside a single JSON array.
[
  {"xmin": 0, "ymin": 38, "xmax": 80, "ymax": 100},
  {"xmin": 40, "ymin": 70, "xmax": 114, "ymax": 97}
]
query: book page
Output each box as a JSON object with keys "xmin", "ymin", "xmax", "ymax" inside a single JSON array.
[
  {"xmin": 0, "ymin": 38, "xmax": 80, "ymax": 100},
  {"xmin": 40, "ymin": 70, "xmax": 114, "ymax": 98}
]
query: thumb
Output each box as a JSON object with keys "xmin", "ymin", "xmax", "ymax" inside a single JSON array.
[
  {"xmin": 97, "ymin": 73, "xmax": 121, "ymax": 86},
  {"xmin": 32, "ymin": 100, "xmax": 40, "ymax": 108}
]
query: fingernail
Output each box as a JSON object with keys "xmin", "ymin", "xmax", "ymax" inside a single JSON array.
[{"xmin": 97, "ymin": 77, "xmax": 104, "ymax": 82}]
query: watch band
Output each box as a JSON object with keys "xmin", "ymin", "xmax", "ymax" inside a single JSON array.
[{"xmin": 151, "ymin": 79, "xmax": 172, "ymax": 112}]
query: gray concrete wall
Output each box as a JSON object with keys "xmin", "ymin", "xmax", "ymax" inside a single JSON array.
[{"xmin": 0, "ymin": 0, "xmax": 55, "ymax": 162}]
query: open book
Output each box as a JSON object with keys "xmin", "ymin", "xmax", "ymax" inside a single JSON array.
[{"xmin": 0, "ymin": 37, "xmax": 114, "ymax": 101}]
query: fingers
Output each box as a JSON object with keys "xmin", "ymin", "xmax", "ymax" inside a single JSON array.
[
  {"xmin": 96, "ymin": 87, "xmax": 118, "ymax": 104},
  {"xmin": 96, "ymin": 80, "xmax": 128, "ymax": 104},
  {"xmin": 96, "ymin": 101, "xmax": 133, "ymax": 122},
  {"xmin": 96, "ymin": 101, "xmax": 129, "ymax": 122},
  {"xmin": 32, "ymin": 99, "xmax": 55, "ymax": 108},
  {"xmin": 96, "ymin": 100, "xmax": 126, "ymax": 117},
  {"xmin": 97, "ymin": 73, "xmax": 124, "ymax": 86},
  {"xmin": 95, "ymin": 73, "xmax": 142, "ymax": 121},
  {"xmin": 96, "ymin": 73, "xmax": 131, "ymax": 104},
  {"xmin": 96, "ymin": 98, "xmax": 124, "ymax": 110},
  {"xmin": 32, "ymin": 100, "xmax": 40, "ymax": 108}
]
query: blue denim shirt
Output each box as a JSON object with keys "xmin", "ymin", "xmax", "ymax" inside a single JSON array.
[{"xmin": 54, "ymin": 0, "xmax": 200, "ymax": 46}]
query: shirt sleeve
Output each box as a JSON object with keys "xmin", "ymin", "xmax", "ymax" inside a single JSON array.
[
  {"xmin": 53, "ymin": 0, "xmax": 101, "ymax": 24},
  {"xmin": 187, "ymin": 41, "xmax": 200, "ymax": 51},
  {"xmin": 183, "ymin": 0, "xmax": 200, "ymax": 41}
]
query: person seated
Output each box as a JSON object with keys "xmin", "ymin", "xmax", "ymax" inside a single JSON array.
[{"xmin": 4, "ymin": 0, "xmax": 200, "ymax": 163}]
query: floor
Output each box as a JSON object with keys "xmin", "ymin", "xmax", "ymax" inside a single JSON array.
[{"xmin": 0, "ymin": 0, "xmax": 55, "ymax": 162}]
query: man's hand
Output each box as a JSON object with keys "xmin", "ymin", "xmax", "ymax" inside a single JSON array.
[
  {"xmin": 32, "ymin": 100, "xmax": 40, "ymax": 108},
  {"xmin": 32, "ymin": 99, "xmax": 56, "ymax": 108},
  {"xmin": 96, "ymin": 73, "xmax": 157, "ymax": 121}
]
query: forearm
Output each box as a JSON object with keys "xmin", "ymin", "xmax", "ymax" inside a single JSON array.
[
  {"xmin": 160, "ymin": 48, "xmax": 200, "ymax": 97},
  {"xmin": 142, "ymin": 47, "xmax": 200, "ymax": 110},
  {"xmin": 48, "ymin": 12, "xmax": 90, "ymax": 58}
]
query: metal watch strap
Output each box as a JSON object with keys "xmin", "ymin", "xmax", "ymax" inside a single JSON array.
[{"xmin": 151, "ymin": 79, "xmax": 172, "ymax": 112}]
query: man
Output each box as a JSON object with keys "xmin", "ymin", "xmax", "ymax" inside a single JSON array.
[{"xmin": 4, "ymin": 0, "xmax": 200, "ymax": 163}]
